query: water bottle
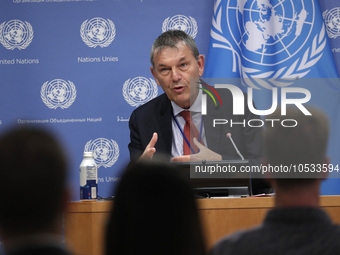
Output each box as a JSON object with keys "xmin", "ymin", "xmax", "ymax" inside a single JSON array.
[{"xmin": 80, "ymin": 151, "xmax": 98, "ymax": 200}]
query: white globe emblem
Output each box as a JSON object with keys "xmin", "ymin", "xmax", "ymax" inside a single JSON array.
[
  {"xmin": 123, "ymin": 77, "xmax": 158, "ymax": 107},
  {"xmin": 212, "ymin": 0, "xmax": 326, "ymax": 86},
  {"xmin": 80, "ymin": 17, "xmax": 116, "ymax": 48},
  {"xmin": 0, "ymin": 19, "xmax": 33, "ymax": 50},
  {"xmin": 85, "ymin": 138, "xmax": 119, "ymax": 168},
  {"xmin": 41, "ymin": 79, "xmax": 76, "ymax": 109},
  {"xmin": 323, "ymin": 7, "xmax": 340, "ymax": 39},
  {"xmin": 162, "ymin": 15, "xmax": 198, "ymax": 38},
  {"xmin": 227, "ymin": 0, "xmax": 314, "ymax": 66}
]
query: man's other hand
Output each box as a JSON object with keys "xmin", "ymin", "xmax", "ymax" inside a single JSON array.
[{"xmin": 171, "ymin": 138, "xmax": 222, "ymax": 162}]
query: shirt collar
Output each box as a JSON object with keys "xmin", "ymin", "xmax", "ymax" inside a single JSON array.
[{"xmin": 171, "ymin": 87, "xmax": 202, "ymax": 116}]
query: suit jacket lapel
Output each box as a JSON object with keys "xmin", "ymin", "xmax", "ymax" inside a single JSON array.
[
  {"xmin": 203, "ymin": 103, "xmax": 225, "ymax": 152},
  {"xmin": 157, "ymin": 94, "xmax": 173, "ymax": 156},
  {"xmin": 203, "ymin": 89, "xmax": 230, "ymax": 153}
]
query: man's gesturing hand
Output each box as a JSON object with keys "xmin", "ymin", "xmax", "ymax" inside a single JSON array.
[{"xmin": 140, "ymin": 132, "xmax": 158, "ymax": 160}]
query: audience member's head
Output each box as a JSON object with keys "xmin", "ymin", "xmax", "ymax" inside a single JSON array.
[
  {"xmin": 263, "ymin": 106, "xmax": 329, "ymax": 190},
  {"xmin": 209, "ymin": 107, "xmax": 339, "ymax": 255},
  {"xmin": 0, "ymin": 126, "xmax": 69, "ymax": 239},
  {"xmin": 105, "ymin": 160, "xmax": 206, "ymax": 255}
]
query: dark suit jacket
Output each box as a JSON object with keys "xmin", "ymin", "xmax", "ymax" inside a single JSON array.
[
  {"xmin": 128, "ymin": 88, "xmax": 271, "ymax": 194},
  {"xmin": 128, "ymin": 89, "xmax": 262, "ymax": 165}
]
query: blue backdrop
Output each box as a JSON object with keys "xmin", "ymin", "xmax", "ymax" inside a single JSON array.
[{"xmin": 0, "ymin": 0, "xmax": 339, "ymax": 200}]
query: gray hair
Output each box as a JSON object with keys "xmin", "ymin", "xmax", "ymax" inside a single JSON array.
[
  {"xmin": 264, "ymin": 106, "xmax": 329, "ymax": 166},
  {"xmin": 150, "ymin": 30, "xmax": 199, "ymax": 67},
  {"xmin": 263, "ymin": 106, "xmax": 329, "ymax": 186}
]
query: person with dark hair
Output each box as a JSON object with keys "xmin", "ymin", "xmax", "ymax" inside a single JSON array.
[
  {"xmin": 210, "ymin": 107, "xmax": 340, "ymax": 255},
  {"xmin": 0, "ymin": 127, "xmax": 71, "ymax": 255},
  {"xmin": 105, "ymin": 160, "xmax": 206, "ymax": 255}
]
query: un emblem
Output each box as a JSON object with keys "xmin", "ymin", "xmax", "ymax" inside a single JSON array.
[
  {"xmin": 0, "ymin": 19, "xmax": 33, "ymax": 50},
  {"xmin": 123, "ymin": 77, "xmax": 158, "ymax": 107},
  {"xmin": 323, "ymin": 7, "xmax": 340, "ymax": 39},
  {"xmin": 162, "ymin": 15, "xmax": 198, "ymax": 38},
  {"xmin": 211, "ymin": 0, "xmax": 326, "ymax": 87},
  {"xmin": 41, "ymin": 79, "xmax": 77, "ymax": 109},
  {"xmin": 85, "ymin": 138, "xmax": 119, "ymax": 168},
  {"xmin": 80, "ymin": 17, "xmax": 116, "ymax": 48}
]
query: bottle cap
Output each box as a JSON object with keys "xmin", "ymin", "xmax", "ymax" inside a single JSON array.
[{"xmin": 83, "ymin": 151, "xmax": 93, "ymax": 157}]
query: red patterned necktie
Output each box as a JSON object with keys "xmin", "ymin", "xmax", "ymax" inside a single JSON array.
[{"xmin": 180, "ymin": 111, "xmax": 200, "ymax": 155}]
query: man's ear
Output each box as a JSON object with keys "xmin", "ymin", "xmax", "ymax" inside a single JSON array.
[{"xmin": 197, "ymin": 54, "xmax": 205, "ymax": 77}]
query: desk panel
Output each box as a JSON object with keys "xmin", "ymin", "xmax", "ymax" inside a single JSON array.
[{"xmin": 65, "ymin": 196, "xmax": 340, "ymax": 255}]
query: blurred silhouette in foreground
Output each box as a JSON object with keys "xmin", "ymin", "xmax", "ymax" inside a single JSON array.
[
  {"xmin": 0, "ymin": 127, "xmax": 71, "ymax": 255},
  {"xmin": 105, "ymin": 160, "xmax": 206, "ymax": 255},
  {"xmin": 210, "ymin": 106, "xmax": 340, "ymax": 255}
]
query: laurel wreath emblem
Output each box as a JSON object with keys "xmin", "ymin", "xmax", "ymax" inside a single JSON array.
[
  {"xmin": 122, "ymin": 77, "xmax": 158, "ymax": 107},
  {"xmin": 211, "ymin": 1, "xmax": 326, "ymax": 89},
  {"xmin": 80, "ymin": 18, "xmax": 116, "ymax": 48},
  {"xmin": 85, "ymin": 139, "xmax": 119, "ymax": 168},
  {"xmin": 41, "ymin": 80, "xmax": 77, "ymax": 109},
  {"xmin": 162, "ymin": 15, "xmax": 198, "ymax": 39},
  {"xmin": 0, "ymin": 20, "xmax": 34, "ymax": 50},
  {"xmin": 323, "ymin": 8, "xmax": 340, "ymax": 39}
]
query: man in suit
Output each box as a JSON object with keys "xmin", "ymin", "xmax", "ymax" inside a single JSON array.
[
  {"xmin": 129, "ymin": 30, "xmax": 262, "ymax": 166},
  {"xmin": 210, "ymin": 107, "xmax": 340, "ymax": 255},
  {"xmin": 0, "ymin": 127, "xmax": 71, "ymax": 255}
]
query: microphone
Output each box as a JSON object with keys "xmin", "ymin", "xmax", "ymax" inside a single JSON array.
[{"xmin": 226, "ymin": 133, "xmax": 245, "ymax": 160}]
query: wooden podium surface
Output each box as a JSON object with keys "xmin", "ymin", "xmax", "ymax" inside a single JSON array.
[{"xmin": 65, "ymin": 196, "xmax": 340, "ymax": 255}]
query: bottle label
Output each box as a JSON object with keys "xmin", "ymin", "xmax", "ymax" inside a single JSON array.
[
  {"xmin": 86, "ymin": 165, "xmax": 97, "ymax": 180},
  {"xmin": 91, "ymin": 186, "xmax": 97, "ymax": 199},
  {"xmin": 80, "ymin": 180, "xmax": 98, "ymax": 200}
]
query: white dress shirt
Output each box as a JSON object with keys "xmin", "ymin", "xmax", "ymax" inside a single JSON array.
[{"xmin": 171, "ymin": 89, "xmax": 207, "ymax": 157}]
